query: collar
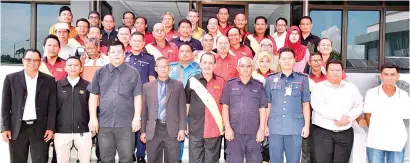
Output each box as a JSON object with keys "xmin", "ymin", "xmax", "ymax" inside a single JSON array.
[
  {"xmin": 236, "ymin": 77, "xmax": 256, "ymax": 85},
  {"xmin": 108, "ymin": 63, "xmax": 126, "ymax": 73},
  {"xmin": 279, "ymin": 71, "xmax": 295, "ymax": 79},
  {"xmin": 273, "ymin": 32, "xmax": 286, "ymax": 38},
  {"xmin": 152, "ymin": 40, "xmax": 171, "ymax": 46},
  {"xmin": 67, "ymin": 76, "xmax": 80, "ymax": 86},
  {"xmin": 61, "ymin": 77, "xmax": 88, "ymax": 87},
  {"xmin": 378, "ymin": 84, "xmax": 399, "ymax": 97},
  {"xmin": 302, "ymin": 33, "xmax": 314, "ymax": 40},
  {"xmin": 323, "ymin": 80, "xmax": 347, "ymax": 88},
  {"xmin": 198, "ymin": 72, "xmax": 217, "ymax": 80},
  {"xmin": 157, "ymin": 77, "xmax": 171, "ymax": 84},
  {"xmin": 310, "ymin": 70, "xmax": 325, "ymax": 77},
  {"xmin": 178, "ymin": 36, "xmax": 192, "ymax": 42},
  {"xmin": 24, "ymin": 71, "xmax": 39, "ymax": 80},
  {"xmin": 216, "ymin": 53, "xmax": 232, "ymax": 59},
  {"xmin": 43, "ymin": 56, "xmax": 64, "ymax": 63}
]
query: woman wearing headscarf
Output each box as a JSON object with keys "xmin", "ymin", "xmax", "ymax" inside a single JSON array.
[
  {"xmin": 253, "ymin": 38, "xmax": 279, "ymax": 72},
  {"xmin": 252, "ymin": 51, "xmax": 274, "ymax": 85},
  {"xmin": 282, "ymin": 26, "xmax": 310, "ymax": 72}
]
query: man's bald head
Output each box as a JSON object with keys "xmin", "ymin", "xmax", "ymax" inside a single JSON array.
[
  {"xmin": 237, "ymin": 56, "xmax": 253, "ymax": 67},
  {"xmin": 237, "ymin": 56, "xmax": 253, "ymax": 77}
]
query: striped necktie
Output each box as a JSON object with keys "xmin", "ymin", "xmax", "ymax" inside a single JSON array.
[{"xmin": 158, "ymin": 82, "xmax": 167, "ymax": 120}]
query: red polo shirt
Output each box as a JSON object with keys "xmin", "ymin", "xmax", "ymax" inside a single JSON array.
[
  {"xmin": 44, "ymin": 57, "xmax": 67, "ymax": 81},
  {"xmin": 230, "ymin": 45, "xmax": 253, "ymax": 59},
  {"xmin": 151, "ymin": 41, "xmax": 179, "ymax": 62},
  {"xmin": 124, "ymin": 44, "xmax": 132, "ymax": 53},
  {"xmin": 166, "ymin": 30, "xmax": 180, "ymax": 41},
  {"xmin": 203, "ymin": 75, "xmax": 225, "ymax": 138},
  {"xmin": 310, "ymin": 72, "xmax": 327, "ymax": 83},
  {"xmin": 100, "ymin": 45, "xmax": 108, "ymax": 54},
  {"xmin": 144, "ymin": 32, "xmax": 155, "ymax": 45},
  {"xmin": 219, "ymin": 24, "xmax": 233, "ymax": 35},
  {"xmin": 74, "ymin": 35, "xmax": 85, "ymax": 46},
  {"xmin": 215, "ymin": 53, "xmax": 238, "ymax": 80}
]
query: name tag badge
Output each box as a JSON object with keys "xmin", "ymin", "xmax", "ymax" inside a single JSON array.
[
  {"xmin": 79, "ymin": 90, "xmax": 85, "ymax": 94},
  {"xmin": 285, "ymin": 87, "xmax": 292, "ymax": 96},
  {"xmin": 168, "ymin": 49, "xmax": 173, "ymax": 53},
  {"xmin": 273, "ymin": 78, "xmax": 279, "ymax": 83},
  {"xmin": 56, "ymin": 68, "xmax": 63, "ymax": 72},
  {"xmin": 252, "ymin": 89, "xmax": 258, "ymax": 93},
  {"xmin": 231, "ymin": 88, "xmax": 239, "ymax": 91}
]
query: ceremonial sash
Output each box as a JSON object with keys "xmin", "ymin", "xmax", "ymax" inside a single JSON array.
[
  {"xmin": 145, "ymin": 44, "xmax": 163, "ymax": 60},
  {"xmin": 189, "ymin": 77, "xmax": 223, "ymax": 135},
  {"xmin": 38, "ymin": 62, "xmax": 53, "ymax": 76},
  {"xmin": 247, "ymin": 35, "xmax": 260, "ymax": 54}
]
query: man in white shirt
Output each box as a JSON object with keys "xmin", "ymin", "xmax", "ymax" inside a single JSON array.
[
  {"xmin": 310, "ymin": 59, "xmax": 363, "ymax": 163},
  {"xmin": 364, "ymin": 63, "xmax": 410, "ymax": 163},
  {"xmin": 273, "ymin": 17, "xmax": 287, "ymax": 50},
  {"xmin": 55, "ymin": 23, "xmax": 81, "ymax": 60}
]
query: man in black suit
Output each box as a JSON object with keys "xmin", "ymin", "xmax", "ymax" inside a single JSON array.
[{"xmin": 1, "ymin": 49, "xmax": 57, "ymax": 163}]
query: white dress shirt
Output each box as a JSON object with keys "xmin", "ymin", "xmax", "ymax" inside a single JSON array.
[
  {"xmin": 59, "ymin": 38, "xmax": 81, "ymax": 60},
  {"xmin": 22, "ymin": 71, "xmax": 38, "ymax": 121},
  {"xmin": 363, "ymin": 85, "xmax": 410, "ymax": 152},
  {"xmin": 67, "ymin": 76, "xmax": 80, "ymax": 88},
  {"xmin": 273, "ymin": 31, "xmax": 286, "ymax": 49},
  {"xmin": 311, "ymin": 80, "xmax": 364, "ymax": 131}
]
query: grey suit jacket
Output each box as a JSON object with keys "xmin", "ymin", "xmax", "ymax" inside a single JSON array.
[{"xmin": 141, "ymin": 78, "xmax": 187, "ymax": 140}]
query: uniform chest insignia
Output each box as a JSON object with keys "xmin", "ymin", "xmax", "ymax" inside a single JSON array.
[
  {"xmin": 252, "ymin": 89, "xmax": 258, "ymax": 92},
  {"xmin": 79, "ymin": 90, "xmax": 85, "ymax": 94},
  {"xmin": 231, "ymin": 88, "xmax": 239, "ymax": 91},
  {"xmin": 56, "ymin": 68, "xmax": 63, "ymax": 72},
  {"xmin": 273, "ymin": 77, "xmax": 279, "ymax": 83},
  {"xmin": 213, "ymin": 85, "xmax": 220, "ymax": 90},
  {"xmin": 168, "ymin": 49, "xmax": 173, "ymax": 53}
]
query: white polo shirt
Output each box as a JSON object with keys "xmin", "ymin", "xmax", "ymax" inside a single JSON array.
[{"xmin": 363, "ymin": 85, "xmax": 410, "ymax": 152}]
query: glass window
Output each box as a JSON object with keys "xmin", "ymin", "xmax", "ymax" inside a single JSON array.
[
  {"xmin": 248, "ymin": 4, "xmax": 290, "ymax": 35},
  {"xmin": 310, "ymin": 10, "xmax": 342, "ymax": 56},
  {"xmin": 346, "ymin": 11, "xmax": 380, "ymax": 71},
  {"xmin": 291, "ymin": 4, "xmax": 303, "ymax": 26},
  {"xmin": 1, "ymin": 3, "xmax": 31, "ymax": 65},
  {"xmin": 384, "ymin": 11, "xmax": 409, "ymax": 70},
  {"xmin": 125, "ymin": 1, "xmax": 189, "ymax": 31},
  {"xmin": 37, "ymin": 4, "xmax": 66, "ymax": 55}
]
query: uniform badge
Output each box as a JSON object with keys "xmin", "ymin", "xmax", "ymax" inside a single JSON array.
[
  {"xmin": 79, "ymin": 90, "xmax": 85, "ymax": 94},
  {"xmin": 231, "ymin": 88, "xmax": 239, "ymax": 91},
  {"xmin": 273, "ymin": 78, "xmax": 279, "ymax": 83},
  {"xmin": 213, "ymin": 85, "xmax": 220, "ymax": 90},
  {"xmin": 125, "ymin": 56, "xmax": 130, "ymax": 62},
  {"xmin": 252, "ymin": 89, "xmax": 258, "ymax": 92}
]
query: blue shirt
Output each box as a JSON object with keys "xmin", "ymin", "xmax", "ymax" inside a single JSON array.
[
  {"xmin": 169, "ymin": 61, "xmax": 201, "ymax": 87},
  {"xmin": 264, "ymin": 72, "xmax": 310, "ymax": 135},
  {"xmin": 125, "ymin": 50, "xmax": 156, "ymax": 84},
  {"xmin": 171, "ymin": 37, "xmax": 203, "ymax": 51}
]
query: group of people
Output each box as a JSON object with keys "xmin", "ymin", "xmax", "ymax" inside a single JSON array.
[{"xmin": 1, "ymin": 5, "xmax": 409, "ymax": 163}]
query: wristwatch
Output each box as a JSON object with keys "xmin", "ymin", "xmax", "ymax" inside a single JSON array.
[{"xmin": 135, "ymin": 116, "xmax": 142, "ymax": 121}]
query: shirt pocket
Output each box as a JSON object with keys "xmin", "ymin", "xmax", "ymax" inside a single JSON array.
[
  {"xmin": 249, "ymin": 92, "xmax": 261, "ymax": 108},
  {"xmin": 291, "ymin": 83, "xmax": 302, "ymax": 97},
  {"xmin": 291, "ymin": 114, "xmax": 304, "ymax": 132},
  {"xmin": 229, "ymin": 91, "xmax": 242, "ymax": 107},
  {"xmin": 119, "ymin": 81, "xmax": 135, "ymax": 97},
  {"xmin": 270, "ymin": 84, "xmax": 282, "ymax": 98}
]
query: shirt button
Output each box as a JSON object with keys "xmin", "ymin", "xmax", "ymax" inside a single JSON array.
[
  {"xmin": 283, "ymin": 108, "xmax": 286, "ymax": 110},
  {"xmin": 283, "ymin": 115, "xmax": 285, "ymax": 117},
  {"xmin": 284, "ymin": 101, "xmax": 286, "ymax": 103}
]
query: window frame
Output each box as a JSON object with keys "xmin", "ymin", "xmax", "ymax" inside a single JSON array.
[{"xmin": 308, "ymin": 1, "xmax": 409, "ymax": 73}]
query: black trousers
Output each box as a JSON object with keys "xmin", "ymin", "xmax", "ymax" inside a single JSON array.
[
  {"xmin": 146, "ymin": 121, "xmax": 180, "ymax": 163},
  {"xmin": 310, "ymin": 125, "xmax": 354, "ymax": 163},
  {"xmin": 189, "ymin": 135, "xmax": 221, "ymax": 163},
  {"xmin": 9, "ymin": 123, "xmax": 50, "ymax": 163}
]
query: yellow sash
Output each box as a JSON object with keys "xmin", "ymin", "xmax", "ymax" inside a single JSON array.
[
  {"xmin": 38, "ymin": 62, "xmax": 53, "ymax": 76},
  {"xmin": 189, "ymin": 77, "xmax": 223, "ymax": 135},
  {"xmin": 145, "ymin": 44, "xmax": 163, "ymax": 60},
  {"xmin": 247, "ymin": 35, "xmax": 260, "ymax": 54}
]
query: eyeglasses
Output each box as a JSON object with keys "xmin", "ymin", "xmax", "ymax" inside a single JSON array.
[
  {"xmin": 261, "ymin": 44, "xmax": 272, "ymax": 47},
  {"xmin": 238, "ymin": 65, "xmax": 252, "ymax": 68},
  {"xmin": 156, "ymin": 65, "xmax": 169, "ymax": 69},
  {"xmin": 88, "ymin": 16, "xmax": 99, "ymax": 19},
  {"xmin": 23, "ymin": 58, "xmax": 41, "ymax": 63},
  {"xmin": 311, "ymin": 59, "xmax": 323, "ymax": 63}
]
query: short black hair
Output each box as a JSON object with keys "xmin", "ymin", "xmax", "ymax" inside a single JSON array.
[
  {"xmin": 225, "ymin": 27, "xmax": 240, "ymax": 37},
  {"xmin": 117, "ymin": 25, "xmax": 131, "ymax": 33},
  {"xmin": 108, "ymin": 41, "xmax": 125, "ymax": 52},
  {"xmin": 43, "ymin": 34, "xmax": 61, "ymax": 48},
  {"xmin": 88, "ymin": 11, "xmax": 100, "ymax": 18},
  {"xmin": 135, "ymin": 16, "xmax": 148, "ymax": 32},
  {"xmin": 76, "ymin": 18, "xmax": 90, "ymax": 28},
  {"xmin": 276, "ymin": 17, "xmax": 288, "ymax": 25},
  {"xmin": 326, "ymin": 59, "xmax": 344, "ymax": 71},
  {"xmin": 123, "ymin": 11, "xmax": 135, "ymax": 19},
  {"xmin": 178, "ymin": 19, "xmax": 192, "ymax": 28},
  {"xmin": 131, "ymin": 32, "xmax": 145, "ymax": 39},
  {"xmin": 179, "ymin": 43, "xmax": 193, "ymax": 51},
  {"xmin": 155, "ymin": 56, "xmax": 169, "ymax": 66},
  {"xmin": 103, "ymin": 14, "xmax": 115, "ymax": 21},
  {"xmin": 89, "ymin": 26, "xmax": 101, "ymax": 33},
  {"xmin": 218, "ymin": 7, "xmax": 229, "ymax": 14},
  {"xmin": 255, "ymin": 16, "xmax": 268, "ymax": 24},
  {"xmin": 200, "ymin": 52, "xmax": 216, "ymax": 64},
  {"xmin": 23, "ymin": 49, "xmax": 41, "ymax": 59},
  {"xmin": 235, "ymin": 12, "xmax": 245, "ymax": 18},
  {"xmin": 278, "ymin": 47, "xmax": 295, "ymax": 59},
  {"xmin": 380, "ymin": 63, "xmax": 400, "ymax": 74},
  {"xmin": 310, "ymin": 52, "xmax": 322, "ymax": 59},
  {"xmin": 66, "ymin": 56, "xmax": 82, "ymax": 66},
  {"xmin": 59, "ymin": 6, "xmax": 71, "ymax": 16},
  {"xmin": 300, "ymin": 16, "xmax": 313, "ymax": 24}
]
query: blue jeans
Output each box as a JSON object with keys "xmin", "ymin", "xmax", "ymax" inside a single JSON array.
[
  {"xmin": 367, "ymin": 147, "xmax": 405, "ymax": 163},
  {"xmin": 179, "ymin": 141, "xmax": 184, "ymax": 160}
]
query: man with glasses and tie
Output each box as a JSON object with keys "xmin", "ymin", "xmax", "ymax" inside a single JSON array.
[
  {"xmin": 141, "ymin": 56, "xmax": 187, "ymax": 163},
  {"xmin": 2, "ymin": 49, "xmax": 57, "ymax": 163}
]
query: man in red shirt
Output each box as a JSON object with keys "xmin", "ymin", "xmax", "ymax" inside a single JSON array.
[
  {"xmin": 227, "ymin": 27, "xmax": 253, "ymax": 59},
  {"xmin": 233, "ymin": 13, "xmax": 250, "ymax": 43},
  {"xmin": 217, "ymin": 7, "xmax": 233, "ymax": 35},
  {"xmin": 74, "ymin": 18, "xmax": 89, "ymax": 46},
  {"xmin": 117, "ymin": 26, "xmax": 132, "ymax": 53},
  {"xmin": 244, "ymin": 16, "xmax": 278, "ymax": 56},
  {"xmin": 162, "ymin": 12, "xmax": 180, "ymax": 41},
  {"xmin": 308, "ymin": 53, "xmax": 327, "ymax": 83},
  {"xmin": 133, "ymin": 16, "xmax": 155, "ymax": 45},
  {"xmin": 146, "ymin": 23, "xmax": 179, "ymax": 62},
  {"xmin": 214, "ymin": 35, "xmax": 238, "ymax": 80},
  {"xmin": 39, "ymin": 34, "xmax": 67, "ymax": 81}
]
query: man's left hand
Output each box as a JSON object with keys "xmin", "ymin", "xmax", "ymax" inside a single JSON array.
[
  {"xmin": 132, "ymin": 119, "xmax": 141, "ymax": 132},
  {"xmin": 44, "ymin": 130, "xmax": 54, "ymax": 142}
]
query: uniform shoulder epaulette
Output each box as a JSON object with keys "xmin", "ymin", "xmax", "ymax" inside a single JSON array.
[
  {"xmin": 191, "ymin": 62, "xmax": 200, "ymax": 68},
  {"xmin": 295, "ymin": 72, "xmax": 308, "ymax": 77},
  {"xmin": 252, "ymin": 78, "xmax": 263, "ymax": 85},
  {"xmin": 169, "ymin": 61, "xmax": 179, "ymax": 66},
  {"xmin": 267, "ymin": 72, "xmax": 279, "ymax": 77}
]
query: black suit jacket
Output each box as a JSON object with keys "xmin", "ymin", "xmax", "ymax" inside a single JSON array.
[{"xmin": 1, "ymin": 70, "xmax": 57, "ymax": 140}]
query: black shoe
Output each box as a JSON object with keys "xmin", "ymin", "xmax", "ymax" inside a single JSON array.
[{"xmin": 137, "ymin": 156, "xmax": 146, "ymax": 163}]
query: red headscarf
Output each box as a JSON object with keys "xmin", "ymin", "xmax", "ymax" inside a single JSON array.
[{"xmin": 281, "ymin": 26, "xmax": 307, "ymax": 62}]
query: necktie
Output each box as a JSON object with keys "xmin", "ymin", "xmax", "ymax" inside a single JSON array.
[{"xmin": 159, "ymin": 82, "xmax": 167, "ymax": 120}]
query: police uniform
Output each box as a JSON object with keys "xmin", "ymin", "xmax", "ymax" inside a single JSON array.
[
  {"xmin": 220, "ymin": 77, "xmax": 268, "ymax": 163},
  {"xmin": 264, "ymin": 72, "xmax": 310, "ymax": 163},
  {"xmin": 169, "ymin": 61, "xmax": 201, "ymax": 87}
]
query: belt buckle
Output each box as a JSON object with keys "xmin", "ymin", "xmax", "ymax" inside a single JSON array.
[
  {"xmin": 26, "ymin": 121, "xmax": 34, "ymax": 125},
  {"xmin": 159, "ymin": 119, "xmax": 166, "ymax": 123}
]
